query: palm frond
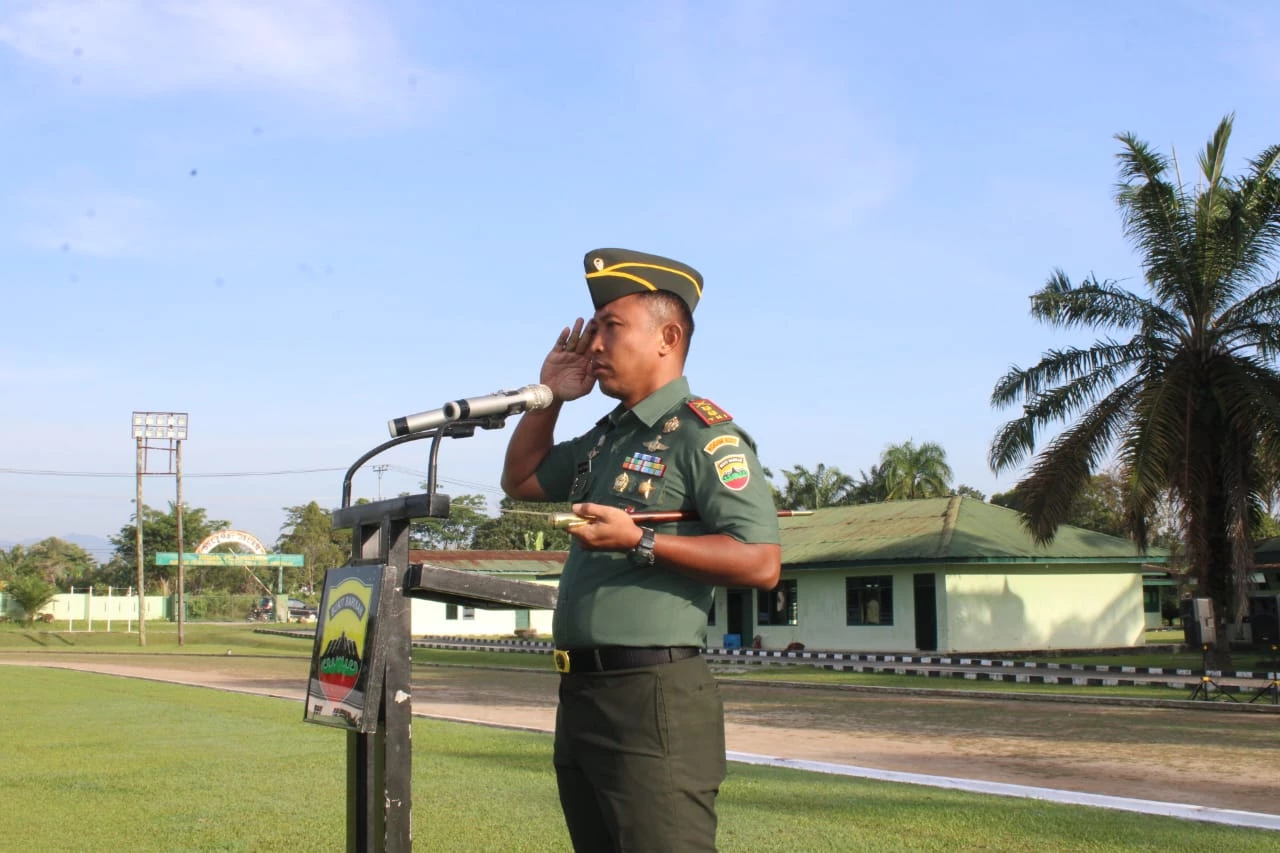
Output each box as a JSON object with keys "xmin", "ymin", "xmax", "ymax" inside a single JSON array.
[
  {"xmin": 1114, "ymin": 133, "xmax": 1198, "ymax": 316},
  {"xmin": 1013, "ymin": 381, "xmax": 1137, "ymax": 542},
  {"xmin": 1215, "ymin": 276, "xmax": 1280, "ymax": 345},
  {"xmin": 1195, "ymin": 113, "xmax": 1234, "ymax": 225},
  {"xmin": 1029, "ymin": 271, "xmax": 1174, "ymax": 333},
  {"xmin": 990, "ymin": 338, "xmax": 1144, "ymax": 409}
]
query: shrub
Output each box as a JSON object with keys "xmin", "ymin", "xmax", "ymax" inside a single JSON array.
[{"xmin": 6, "ymin": 575, "xmax": 57, "ymax": 626}]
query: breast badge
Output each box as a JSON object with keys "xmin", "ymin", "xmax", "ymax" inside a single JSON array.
[{"xmin": 622, "ymin": 452, "xmax": 666, "ymax": 477}]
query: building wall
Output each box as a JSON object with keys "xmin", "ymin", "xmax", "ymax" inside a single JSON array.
[
  {"xmin": 409, "ymin": 593, "xmax": 555, "ymax": 638},
  {"xmin": 731, "ymin": 564, "xmax": 1146, "ymax": 653},
  {"xmin": 942, "ymin": 568, "xmax": 1145, "ymax": 651},
  {"xmin": 749, "ymin": 571, "xmax": 918, "ymax": 652}
]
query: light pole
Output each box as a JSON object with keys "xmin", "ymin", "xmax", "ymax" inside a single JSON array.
[{"xmin": 130, "ymin": 411, "xmax": 189, "ymax": 647}]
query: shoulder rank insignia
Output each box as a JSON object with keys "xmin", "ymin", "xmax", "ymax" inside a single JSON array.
[{"xmin": 688, "ymin": 398, "xmax": 733, "ymax": 426}]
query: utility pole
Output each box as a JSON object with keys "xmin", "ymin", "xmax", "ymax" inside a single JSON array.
[
  {"xmin": 131, "ymin": 412, "xmax": 188, "ymax": 648},
  {"xmin": 373, "ymin": 464, "xmax": 389, "ymax": 500},
  {"xmin": 176, "ymin": 437, "xmax": 185, "ymax": 647},
  {"xmin": 135, "ymin": 436, "xmax": 145, "ymax": 647}
]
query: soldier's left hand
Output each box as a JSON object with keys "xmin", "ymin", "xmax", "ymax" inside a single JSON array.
[{"xmin": 568, "ymin": 502, "xmax": 643, "ymax": 552}]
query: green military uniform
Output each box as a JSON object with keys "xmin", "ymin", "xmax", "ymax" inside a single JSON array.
[
  {"xmin": 535, "ymin": 248, "xmax": 781, "ymax": 852},
  {"xmin": 538, "ymin": 376, "xmax": 780, "ymax": 647}
]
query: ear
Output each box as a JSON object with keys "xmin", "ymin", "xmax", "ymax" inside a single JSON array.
[{"xmin": 659, "ymin": 321, "xmax": 684, "ymax": 355}]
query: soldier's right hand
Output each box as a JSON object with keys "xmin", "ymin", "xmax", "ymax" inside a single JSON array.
[{"xmin": 540, "ymin": 318, "xmax": 596, "ymax": 402}]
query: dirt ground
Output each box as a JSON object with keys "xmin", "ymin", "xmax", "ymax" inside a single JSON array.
[{"xmin": 8, "ymin": 654, "xmax": 1280, "ymax": 815}]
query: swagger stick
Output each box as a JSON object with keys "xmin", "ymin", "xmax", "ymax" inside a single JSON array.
[{"xmin": 503, "ymin": 509, "xmax": 813, "ymax": 529}]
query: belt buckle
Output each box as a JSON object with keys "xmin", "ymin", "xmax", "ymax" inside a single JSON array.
[{"xmin": 553, "ymin": 649, "xmax": 570, "ymax": 673}]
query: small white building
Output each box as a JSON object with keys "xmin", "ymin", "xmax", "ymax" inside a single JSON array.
[{"xmin": 408, "ymin": 549, "xmax": 563, "ymax": 638}]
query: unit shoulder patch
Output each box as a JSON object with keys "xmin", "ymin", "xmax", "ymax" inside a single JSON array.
[{"xmin": 687, "ymin": 398, "xmax": 733, "ymax": 426}]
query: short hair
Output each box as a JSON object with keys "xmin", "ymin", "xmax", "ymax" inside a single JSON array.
[{"xmin": 640, "ymin": 290, "xmax": 695, "ymax": 352}]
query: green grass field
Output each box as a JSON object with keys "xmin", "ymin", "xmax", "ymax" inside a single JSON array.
[{"xmin": 2, "ymin": 662, "xmax": 1278, "ymax": 852}]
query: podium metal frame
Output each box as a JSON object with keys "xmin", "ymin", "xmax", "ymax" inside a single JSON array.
[{"xmin": 325, "ymin": 417, "xmax": 557, "ymax": 852}]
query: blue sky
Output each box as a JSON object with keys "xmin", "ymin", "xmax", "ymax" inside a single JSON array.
[{"xmin": 2, "ymin": 0, "xmax": 1279, "ymax": 558}]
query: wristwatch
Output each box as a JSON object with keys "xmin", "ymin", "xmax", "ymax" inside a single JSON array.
[{"xmin": 629, "ymin": 526, "xmax": 657, "ymax": 566}]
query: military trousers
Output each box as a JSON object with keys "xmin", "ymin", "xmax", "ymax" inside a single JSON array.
[{"xmin": 553, "ymin": 653, "xmax": 726, "ymax": 852}]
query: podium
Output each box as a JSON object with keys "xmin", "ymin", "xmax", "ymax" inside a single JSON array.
[{"xmin": 305, "ymin": 418, "xmax": 558, "ymax": 852}]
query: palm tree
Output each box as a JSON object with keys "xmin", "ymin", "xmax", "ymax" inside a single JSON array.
[
  {"xmin": 7, "ymin": 574, "xmax": 57, "ymax": 626},
  {"xmin": 779, "ymin": 463, "xmax": 857, "ymax": 510},
  {"xmin": 880, "ymin": 441, "xmax": 953, "ymax": 500},
  {"xmin": 989, "ymin": 115, "xmax": 1280, "ymax": 667}
]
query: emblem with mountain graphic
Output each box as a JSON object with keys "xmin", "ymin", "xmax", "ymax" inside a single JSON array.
[{"xmin": 314, "ymin": 575, "xmax": 374, "ymax": 705}]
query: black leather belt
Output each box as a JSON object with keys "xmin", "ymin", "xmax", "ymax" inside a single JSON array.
[{"xmin": 553, "ymin": 646, "xmax": 701, "ymax": 674}]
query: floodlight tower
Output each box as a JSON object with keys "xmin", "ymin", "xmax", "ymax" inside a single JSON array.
[{"xmin": 130, "ymin": 412, "xmax": 189, "ymax": 647}]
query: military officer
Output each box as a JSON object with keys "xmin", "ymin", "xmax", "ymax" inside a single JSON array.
[{"xmin": 501, "ymin": 248, "xmax": 782, "ymax": 851}]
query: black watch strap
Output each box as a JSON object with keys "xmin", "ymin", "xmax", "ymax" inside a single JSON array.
[{"xmin": 629, "ymin": 526, "xmax": 656, "ymax": 566}]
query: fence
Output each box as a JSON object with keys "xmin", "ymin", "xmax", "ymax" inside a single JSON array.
[
  {"xmin": 1, "ymin": 589, "xmax": 168, "ymax": 627},
  {"xmin": 1, "ymin": 590, "xmax": 293, "ymax": 626}
]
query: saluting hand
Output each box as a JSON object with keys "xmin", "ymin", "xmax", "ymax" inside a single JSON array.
[{"xmin": 541, "ymin": 318, "xmax": 596, "ymax": 402}]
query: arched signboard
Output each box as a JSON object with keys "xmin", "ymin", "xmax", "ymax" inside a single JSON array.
[{"xmin": 195, "ymin": 529, "xmax": 268, "ymax": 555}]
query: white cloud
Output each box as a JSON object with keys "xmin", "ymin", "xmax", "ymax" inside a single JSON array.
[{"xmin": 0, "ymin": 0, "xmax": 450, "ymax": 118}]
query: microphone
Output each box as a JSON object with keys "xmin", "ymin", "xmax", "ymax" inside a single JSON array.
[{"xmin": 388, "ymin": 384, "xmax": 554, "ymax": 437}]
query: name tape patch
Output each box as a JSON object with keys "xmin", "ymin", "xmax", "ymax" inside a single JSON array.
[{"xmin": 703, "ymin": 435, "xmax": 740, "ymax": 455}]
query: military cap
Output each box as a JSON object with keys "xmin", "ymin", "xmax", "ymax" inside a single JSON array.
[{"xmin": 583, "ymin": 248, "xmax": 703, "ymax": 313}]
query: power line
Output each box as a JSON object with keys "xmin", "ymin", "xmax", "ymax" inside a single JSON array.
[
  {"xmin": 0, "ymin": 466, "xmax": 348, "ymax": 479},
  {"xmin": 0, "ymin": 464, "xmax": 508, "ymax": 503}
]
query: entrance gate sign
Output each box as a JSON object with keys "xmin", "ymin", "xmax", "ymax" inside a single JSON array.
[
  {"xmin": 155, "ymin": 553, "xmax": 304, "ymax": 566},
  {"xmin": 195, "ymin": 529, "xmax": 268, "ymax": 554}
]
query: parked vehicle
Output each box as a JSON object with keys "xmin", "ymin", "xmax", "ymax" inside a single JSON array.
[
  {"xmin": 286, "ymin": 598, "xmax": 318, "ymax": 622},
  {"xmin": 246, "ymin": 597, "xmax": 318, "ymax": 623}
]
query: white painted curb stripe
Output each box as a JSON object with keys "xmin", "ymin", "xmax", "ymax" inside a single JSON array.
[{"xmin": 726, "ymin": 751, "xmax": 1280, "ymax": 831}]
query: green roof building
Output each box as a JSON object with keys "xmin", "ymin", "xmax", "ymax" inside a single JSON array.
[
  {"xmin": 713, "ymin": 496, "xmax": 1166, "ymax": 653},
  {"xmin": 404, "ymin": 497, "xmax": 1169, "ymax": 653}
]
